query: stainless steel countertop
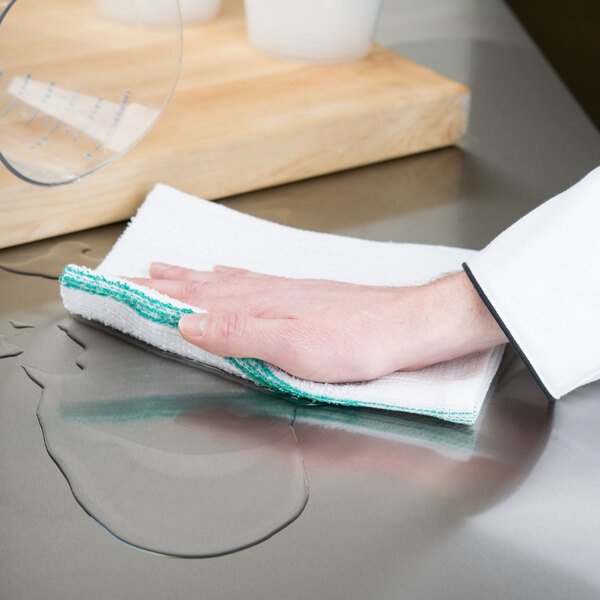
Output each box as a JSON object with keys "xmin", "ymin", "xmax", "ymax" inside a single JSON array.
[{"xmin": 2, "ymin": 1, "xmax": 600, "ymax": 598}]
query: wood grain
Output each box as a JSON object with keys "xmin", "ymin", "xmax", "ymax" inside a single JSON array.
[{"xmin": 0, "ymin": 0, "xmax": 469, "ymax": 249}]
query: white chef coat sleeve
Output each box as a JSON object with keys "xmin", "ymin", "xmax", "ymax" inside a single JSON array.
[{"xmin": 462, "ymin": 166, "xmax": 600, "ymax": 400}]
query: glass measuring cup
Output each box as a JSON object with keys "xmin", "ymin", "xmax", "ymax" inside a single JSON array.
[{"xmin": 0, "ymin": 0, "xmax": 182, "ymax": 186}]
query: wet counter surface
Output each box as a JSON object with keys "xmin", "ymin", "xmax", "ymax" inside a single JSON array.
[{"xmin": 2, "ymin": 1, "xmax": 600, "ymax": 598}]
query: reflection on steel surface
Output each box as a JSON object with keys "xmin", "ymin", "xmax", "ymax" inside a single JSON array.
[
  {"xmin": 0, "ymin": 239, "xmax": 552, "ymax": 556},
  {"xmin": 0, "ymin": 240, "xmax": 101, "ymax": 279}
]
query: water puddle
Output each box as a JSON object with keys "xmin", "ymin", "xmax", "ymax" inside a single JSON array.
[
  {"xmin": 0, "ymin": 334, "xmax": 23, "ymax": 358},
  {"xmin": 0, "ymin": 240, "xmax": 102, "ymax": 279},
  {"xmin": 27, "ymin": 319, "xmax": 308, "ymax": 557},
  {"xmin": 9, "ymin": 320, "xmax": 35, "ymax": 329}
]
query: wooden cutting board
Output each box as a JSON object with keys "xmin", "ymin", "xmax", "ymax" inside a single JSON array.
[{"xmin": 0, "ymin": 0, "xmax": 469, "ymax": 249}]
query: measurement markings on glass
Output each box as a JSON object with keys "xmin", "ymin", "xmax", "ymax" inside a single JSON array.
[
  {"xmin": 2, "ymin": 99, "xmax": 17, "ymax": 118},
  {"xmin": 73, "ymin": 126, "xmax": 87, "ymax": 143},
  {"xmin": 73, "ymin": 96, "xmax": 103, "ymax": 146},
  {"xmin": 25, "ymin": 108, "xmax": 39, "ymax": 126},
  {"xmin": 18, "ymin": 73, "xmax": 31, "ymax": 95},
  {"xmin": 49, "ymin": 118, "xmax": 63, "ymax": 135},
  {"xmin": 28, "ymin": 81, "xmax": 56, "ymax": 145}
]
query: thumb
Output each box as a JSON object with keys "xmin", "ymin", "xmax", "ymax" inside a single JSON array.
[{"xmin": 178, "ymin": 312, "xmax": 293, "ymax": 363}]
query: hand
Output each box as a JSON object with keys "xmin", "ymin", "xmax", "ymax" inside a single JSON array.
[{"xmin": 128, "ymin": 263, "xmax": 507, "ymax": 383}]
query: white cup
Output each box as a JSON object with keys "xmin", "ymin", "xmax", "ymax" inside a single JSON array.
[
  {"xmin": 178, "ymin": 0, "xmax": 222, "ymax": 24},
  {"xmin": 96, "ymin": 0, "xmax": 222, "ymax": 27},
  {"xmin": 244, "ymin": 0, "xmax": 383, "ymax": 64}
]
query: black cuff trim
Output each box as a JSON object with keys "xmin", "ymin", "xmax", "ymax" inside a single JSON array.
[{"xmin": 462, "ymin": 262, "xmax": 556, "ymax": 402}]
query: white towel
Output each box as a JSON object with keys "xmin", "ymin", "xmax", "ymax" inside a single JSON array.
[{"xmin": 60, "ymin": 184, "xmax": 504, "ymax": 425}]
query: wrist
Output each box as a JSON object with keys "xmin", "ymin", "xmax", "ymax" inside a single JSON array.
[{"xmin": 417, "ymin": 270, "xmax": 507, "ymax": 366}]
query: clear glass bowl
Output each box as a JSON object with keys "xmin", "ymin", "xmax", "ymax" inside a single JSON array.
[{"xmin": 0, "ymin": 0, "xmax": 182, "ymax": 186}]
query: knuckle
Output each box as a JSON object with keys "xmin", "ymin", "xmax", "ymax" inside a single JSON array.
[
  {"xmin": 165, "ymin": 265, "xmax": 185, "ymax": 278},
  {"xmin": 220, "ymin": 313, "xmax": 246, "ymax": 341},
  {"xmin": 217, "ymin": 273, "xmax": 236, "ymax": 284},
  {"xmin": 251, "ymin": 298, "xmax": 275, "ymax": 317},
  {"xmin": 181, "ymin": 280, "xmax": 204, "ymax": 298}
]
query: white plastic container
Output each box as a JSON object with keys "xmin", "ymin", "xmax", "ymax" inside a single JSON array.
[{"xmin": 244, "ymin": 0, "xmax": 383, "ymax": 64}]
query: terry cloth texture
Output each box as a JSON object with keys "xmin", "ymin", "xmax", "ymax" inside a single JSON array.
[{"xmin": 60, "ymin": 184, "xmax": 504, "ymax": 425}]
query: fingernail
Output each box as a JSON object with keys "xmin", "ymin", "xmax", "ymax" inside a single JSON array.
[
  {"xmin": 179, "ymin": 313, "xmax": 206, "ymax": 338},
  {"xmin": 151, "ymin": 262, "xmax": 171, "ymax": 274}
]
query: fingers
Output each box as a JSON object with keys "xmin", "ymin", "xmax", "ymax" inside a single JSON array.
[
  {"xmin": 126, "ymin": 264, "xmax": 291, "ymax": 314},
  {"xmin": 178, "ymin": 312, "xmax": 298, "ymax": 364},
  {"xmin": 150, "ymin": 262, "xmax": 253, "ymax": 281},
  {"xmin": 127, "ymin": 277, "xmax": 198, "ymax": 299},
  {"xmin": 125, "ymin": 263, "xmax": 345, "ymax": 322},
  {"xmin": 212, "ymin": 265, "xmax": 251, "ymax": 275},
  {"xmin": 125, "ymin": 277, "xmax": 260, "ymax": 314},
  {"xmin": 128, "ymin": 263, "xmax": 260, "ymax": 304},
  {"xmin": 150, "ymin": 263, "xmax": 218, "ymax": 282}
]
